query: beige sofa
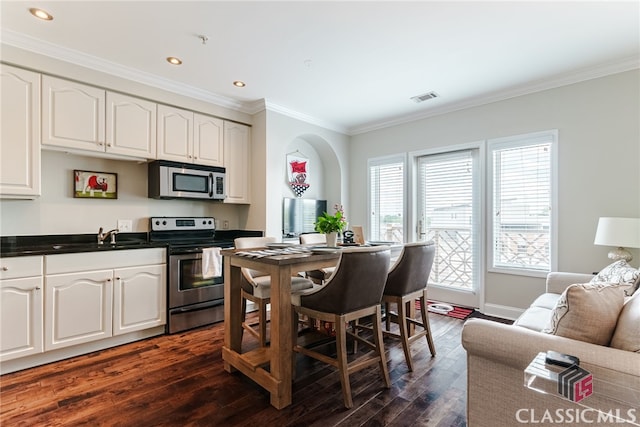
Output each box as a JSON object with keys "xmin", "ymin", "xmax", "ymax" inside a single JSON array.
[{"xmin": 462, "ymin": 272, "xmax": 640, "ymax": 427}]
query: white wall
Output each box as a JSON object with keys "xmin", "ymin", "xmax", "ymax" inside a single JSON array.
[
  {"xmin": 259, "ymin": 110, "xmax": 351, "ymax": 239},
  {"xmin": 0, "ymin": 151, "xmax": 245, "ymax": 235},
  {"xmin": 349, "ymin": 70, "xmax": 640, "ymax": 313}
]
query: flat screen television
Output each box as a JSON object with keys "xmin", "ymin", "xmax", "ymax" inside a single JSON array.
[{"xmin": 282, "ymin": 198, "xmax": 327, "ymax": 238}]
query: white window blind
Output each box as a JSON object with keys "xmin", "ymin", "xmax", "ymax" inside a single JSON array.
[
  {"xmin": 490, "ymin": 132, "xmax": 554, "ymax": 272},
  {"xmin": 369, "ymin": 157, "xmax": 404, "ymax": 242},
  {"xmin": 417, "ymin": 150, "xmax": 477, "ymax": 289}
]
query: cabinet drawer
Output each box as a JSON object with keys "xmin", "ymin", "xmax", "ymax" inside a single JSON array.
[
  {"xmin": 45, "ymin": 248, "xmax": 165, "ymax": 274},
  {"xmin": 0, "ymin": 256, "xmax": 43, "ymax": 280}
]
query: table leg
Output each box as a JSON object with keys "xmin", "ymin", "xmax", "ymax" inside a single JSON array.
[
  {"xmin": 268, "ymin": 264, "xmax": 293, "ymax": 409},
  {"xmin": 223, "ymin": 260, "xmax": 243, "ymax": 373}
]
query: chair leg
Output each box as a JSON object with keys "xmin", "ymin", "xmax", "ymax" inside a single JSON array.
[
  {"xmin": 258, "ymin": 300, "xmax": 268, "ymax": 348},
  {"xmin": 352, "ymin": 319, "xmax": 359, "ymax": 354},
  {"xmin": 240, "ymin": 295, "xmax": 248, "ymax": 344},
  {"xmin": 420, "ymin": 292, "xmax": 436, "ymax": 356},
  {"xmin": 384, "ymin": 302, "xmax": 391, "ymax": 331},
  {"xmin": 396, "ymin": 296, "xmax": 414, "ymax": 371},
  {"xmin": 335, "ymin": 316, "xmax": 353, "ymax": 409},
  {"xmin": 407, "ymin": 298, "xmax": 416, "ymax": 336},
  {"xmin": 372, "ymin": 305, "xmax": 391, "ymax": 388}
]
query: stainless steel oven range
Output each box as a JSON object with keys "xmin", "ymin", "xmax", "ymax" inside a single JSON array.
[{"xmin": 149, "ymin": 216, "xmax": 232, "ymax": 334}]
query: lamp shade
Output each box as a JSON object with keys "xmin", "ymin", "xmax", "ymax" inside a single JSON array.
[{"xmin": 594, "ymin": 217, "xmax": 640, "ymax": 248}]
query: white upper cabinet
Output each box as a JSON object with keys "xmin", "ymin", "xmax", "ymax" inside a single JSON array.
[
  {"xmin": 224, "ymin": 121, "xmax": 251, "ymax": 204},
  {"xmin": 158, "ymin": 105, "xmax": 224, "ymax": 167},
  {"xmin": 42, "ymin": 75, "xmax": 156, "ymax": 160},
  {"xmin": 157, "ymin": 104, "xmax": 193, "ymax": 162},
  {"xmin": 194, "ymin": 113, "xmax": 224, "ymax": 167},
  {"xmin": 106, "ymin": 92, "xmax": 157, "ymax": 158},
  {"xmin": 0, "ymin": 64, "xmax": 41, "ymax": 199},
  {"xmin": 42, "ymin": 75, "xmax": 106, "ymax": 152}
]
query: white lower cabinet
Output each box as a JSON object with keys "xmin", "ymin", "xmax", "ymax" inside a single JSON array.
[
  {"xmin": 113, "ymin": 264, "xmax": 166, "ymax": 335},
  {"xmin": 43, "ymin": 248, "xmax": 166, "ymax": 352},
  {"xmin": 45, "ymin": 269, "xmax": 113, "ymax": 351},
  {"xmin": 0, "ymin": 276, "xmax": 43, "ymax": 361}
]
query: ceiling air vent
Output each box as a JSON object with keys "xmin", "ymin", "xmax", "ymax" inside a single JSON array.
[{"xmin": 410, "ymin": 91, "xmax": 439, "ymax": 103}]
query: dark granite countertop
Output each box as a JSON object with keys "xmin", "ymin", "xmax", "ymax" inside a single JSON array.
[
  {"xmin": 0, "ymin": 230, "xmax": 264, "ymax": 258},
  {"xmin": 0, "ymin": 233, "xmax": 167, "ymax": 257}
]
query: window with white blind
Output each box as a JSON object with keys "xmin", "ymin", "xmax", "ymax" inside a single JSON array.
[
  {"xmin": 489, "ymin": 130, "xmax": 557, "ymax": 275},
  {"xmin": 368, "ymin": 156, "xmax": 405, "ymax": 243}
]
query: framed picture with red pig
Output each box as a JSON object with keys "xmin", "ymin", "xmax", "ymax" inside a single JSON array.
[{"xmin": 73, "ymin": 170, "xmax": 118, "ymax": 199}]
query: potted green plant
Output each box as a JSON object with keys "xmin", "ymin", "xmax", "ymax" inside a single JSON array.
[{"xmin": 315, "ymin": 204, "xmax": 347, "ymax": 247}]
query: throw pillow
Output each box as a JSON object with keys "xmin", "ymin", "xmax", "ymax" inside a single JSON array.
[
  {"xmin": 542, "ymin": 283, "xmax": 625, "ymax": 345},
  {"xmin": 610, "ymin": 291, "xmax": 640, "ymax": 352},
  {"xmin": 590, "ymin": 260, "xmax": 640, "ymax": 296}
]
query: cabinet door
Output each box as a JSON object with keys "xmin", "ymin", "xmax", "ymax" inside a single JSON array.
[
  {"xmin": 113, "ymin": 264, "xmax": 166, "ymax": 336},
  {"xmin": 157, "ymin": 104, "xmax": 193, "ymax": 162},
  {"xmin": 45, "ymin": 270, "xmax": 113, "ymax": 351},
  {"xmin": 0, "ymin": 65, "xmax": 41, "ymax": 199},
  {"xmin": 0, "ymin": 277, "xmax": 43, "ymax": 361},
  {"xmin": 106, "ymin": 92, "xmax": 157, "ymax": 158},
  {"xmin": 223, "ymin": 121, "xmax": 251, "ymax": 204},
  {"xmin": 42, "ymin": 75, "xmax": 106, "ymax": 151},
  {"xmin": 194, "ymin": 113, "xmax": 223, "ymax": 167}
]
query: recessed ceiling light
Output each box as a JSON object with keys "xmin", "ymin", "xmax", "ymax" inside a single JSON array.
[
  {"xmin": 166, "ymin": 57, "xmax": 182, "ymax": 65},
  {"xmin": 233, "ymin": 81, "xmax": 246, "ymax": 88},
  {"xmin": 29, "ymin": 8, "xmax": 53, "ymax": 21}
]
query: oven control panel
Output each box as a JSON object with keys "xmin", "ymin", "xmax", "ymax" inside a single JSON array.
[{"xmin": 150, "ymin": 217, "xmax": 215, "ymax": 231}]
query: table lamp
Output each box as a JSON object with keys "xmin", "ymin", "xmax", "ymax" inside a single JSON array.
[{"xmin": 593, "ymin": 217, "xmax": 640, "ymax": 262}]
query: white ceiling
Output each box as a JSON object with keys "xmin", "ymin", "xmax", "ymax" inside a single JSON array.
[{"xmin": 2, "ymin": 1, "xmax": 639, "ymax": 134}]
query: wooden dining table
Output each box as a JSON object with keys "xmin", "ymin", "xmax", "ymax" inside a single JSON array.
[{"xmin": 221, "ymin": 246, "xmax": 341, "ymax": 409}]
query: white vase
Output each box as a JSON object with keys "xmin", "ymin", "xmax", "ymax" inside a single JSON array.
[{"xmin": 326, "ymin": 232, "xmax": 338, "ymax": 247}]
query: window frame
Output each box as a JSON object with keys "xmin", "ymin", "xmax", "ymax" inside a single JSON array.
[
  {"xmin": 487, "ymin": 130, "xmax": 558, "ymax": 278},
  {"xmin": 367, "ymin": 154, "xmax": 407, "ymax": 243}
]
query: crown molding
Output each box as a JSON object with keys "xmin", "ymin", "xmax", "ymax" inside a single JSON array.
[
  {"xmin": 3, "ymin": 29, "xmax": 638, "ymax": 137},
  {"xmin": 1, "ymin": 29, "xmax": 246, "ymax": 111},
  {"xmin": 263, "ymin": 101, "xmax": 348, "ymax": 134},
  {"xmin": 349, "ymin": 56, "xmax": 640, "ymax": 135}
]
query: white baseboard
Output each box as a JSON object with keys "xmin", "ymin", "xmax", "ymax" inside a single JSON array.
[
  {"xmin": 1, "ymin": 326, "xmax": 165, "ymax": 375},
  {"xmin": 481, "ymin": 303, "xmax": 524, "ymax": 321}
]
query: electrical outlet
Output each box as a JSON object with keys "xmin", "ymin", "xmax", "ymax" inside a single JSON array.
[
  {"xmin": 117, "ymin": 219, "xmax": 132, "ymax": 233},
  {"xmin": 222, "ymin": 220, "xmax": 229, "ymax": 230}
]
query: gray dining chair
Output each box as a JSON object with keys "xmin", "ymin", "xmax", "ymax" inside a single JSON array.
[
  {"xmin": 291, "ymin": 245, "xmax": 391, "ymax": 408},
  {"xmin": 382, "ymin": 241, "xmax": 437, "ymax": 371},
  {"xmin": 234, "ymin": 236, "xmax": 314, "ymax": 347},
  {"xmin": 298, "ymin": 233, "xmax": 336, "ymax": 284}
]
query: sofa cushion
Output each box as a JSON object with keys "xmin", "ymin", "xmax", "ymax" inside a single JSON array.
[
  {"xmin": 514, "ymin": 306, "xmax": 555, "ymax": 332},
  {"xmin": 590, "ymin": 259, "xmax": 640, "ymax": 296},
  {"xmin": 610, "ymin": 290, "xmax": 640, "ymax": 352},
  {"xmin": 542, "ymin": 283, "xmax": 625, "ymax": 345},
  {"xmin": 513, "ymin": 293, "xmax": 562, "ymax": 332}
]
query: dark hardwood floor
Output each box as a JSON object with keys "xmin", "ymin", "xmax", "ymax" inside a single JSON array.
[{"xmin": 0, "ymin": 311, "xmax": 492, "ymax": 426}]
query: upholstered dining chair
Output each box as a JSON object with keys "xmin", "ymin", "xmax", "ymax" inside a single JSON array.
[
  {"xmin": 298, "ymin": 233, "xmax": 336, "ymax": 284},
  {"xmin": 382, "ymin": 241, "xmax": 437, "ymax": 371},
  {"xmin": 291, "ymin": 246, "xmax": 391, "ymax": 408},
  {"xmin": 234, "ymin": 237, "xmax": 314, "ymax": 347}
]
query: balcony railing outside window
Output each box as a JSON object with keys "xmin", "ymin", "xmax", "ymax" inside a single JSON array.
[{"xmin": 425, "ymin": 226, "xmax": 549, "ymax": 289}]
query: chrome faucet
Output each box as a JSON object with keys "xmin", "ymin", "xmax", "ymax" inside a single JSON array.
[{"xmin": 97, "ymin": 227, "xmax": 119, "ymax": 245}]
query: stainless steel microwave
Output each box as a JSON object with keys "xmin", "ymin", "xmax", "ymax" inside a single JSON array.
[{"xmin": 148, "ymin": 160, "xmax": 226, "ymax": 200}]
